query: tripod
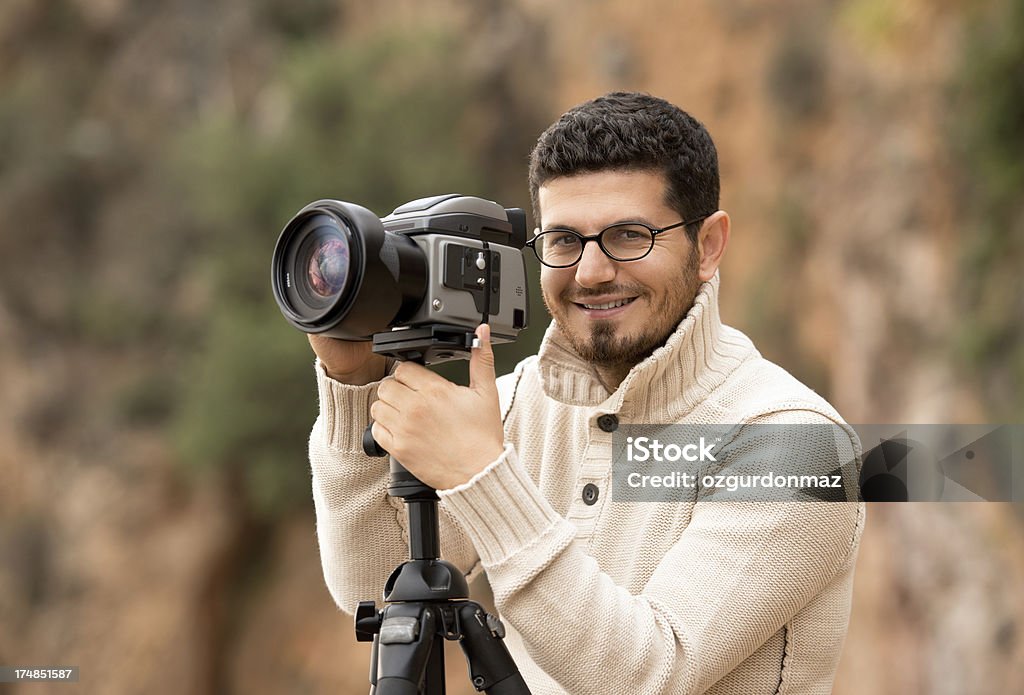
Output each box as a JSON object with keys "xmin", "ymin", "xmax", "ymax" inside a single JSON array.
[{"xmin": 354, "ymin": 326, "xmax": 531, "ymax": 695}]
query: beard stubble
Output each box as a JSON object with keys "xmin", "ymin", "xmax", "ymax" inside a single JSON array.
[{"xmin": 544, "ymin": 245, "xmax": 703, "ymax": 372}]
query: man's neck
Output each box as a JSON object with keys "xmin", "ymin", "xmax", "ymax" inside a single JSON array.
[{"xmin": 594, "ymin": 363, "xmax": 632, "ymax": 392}]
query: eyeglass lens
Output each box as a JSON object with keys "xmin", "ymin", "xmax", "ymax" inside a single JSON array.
[{"xmin": 537, "ymin": 224, "xmax": 654, "ymax": 265}]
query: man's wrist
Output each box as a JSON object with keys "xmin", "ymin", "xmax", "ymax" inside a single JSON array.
[
  {"xmin": 435, "ymin": 443, "xmax": 506, "ymax": 491},
  {"xmin": 324, "ymin": 358, "xmax": 392, "ymax": 385}
]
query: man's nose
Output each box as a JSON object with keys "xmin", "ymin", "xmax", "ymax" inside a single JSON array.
[{"xmin": 574, "ymin": 241, "xmax": 617, "ymax": 287}]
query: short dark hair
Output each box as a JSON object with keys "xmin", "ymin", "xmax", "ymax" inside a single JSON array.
[{"xmin": 528, "ymin": 92, "xmax": 719, "ymax": 239}]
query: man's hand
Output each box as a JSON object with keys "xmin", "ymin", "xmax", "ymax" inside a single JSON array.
[
  {"xmin": 309, "ymin": 335, "xmax": 390, "ymax": 386},
  {"xmin": 370, "ymin": 324, "xmax": 505, "ymax": 490}
]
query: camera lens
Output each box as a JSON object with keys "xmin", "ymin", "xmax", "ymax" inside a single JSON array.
[
  {"xmin": 283, "ymin": 213, "xmax": 355, "ymax": 318},
  {"xmin": 272, "ymin": 200, "xmax": 428, "ymax": 340},
  {"xmin": 306, "ymin": 235, "xmax": 349, "ymax": 298}
]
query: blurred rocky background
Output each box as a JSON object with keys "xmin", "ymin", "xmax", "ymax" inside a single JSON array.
[{"xmin": 0, "ymin": 0, "xmax": 1022, "ymax": 693}]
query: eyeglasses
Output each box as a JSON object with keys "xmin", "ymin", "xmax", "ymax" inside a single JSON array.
[{"xmin": 525, "ymin": 214, "xmax": 712, "ymax": 268}]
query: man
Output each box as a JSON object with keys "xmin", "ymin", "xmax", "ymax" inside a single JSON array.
[{"xmin": 308, "ymin": 92, "xmax": 865, "ymax": 694}]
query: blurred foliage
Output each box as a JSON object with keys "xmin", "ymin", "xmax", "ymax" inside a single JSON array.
[
  {"xmin": 765, "ymin": 23, "xmax": 827, "ymax": 124},
  {"xmin": 168, "ymin": 26, "xmax": 546, "ymax": 517},
  {"xmin": 743, "ymin": 192, "xmax": 829, "ymax": 394},
  {"xmin": 174, "ymin": 307, "xmax": 315, "ymax": 518},
  {"xmin": 950, "ymin": 0, "xmax": 1024, "ymax": 420},
  {"xmin": 759, "ymin": 14, "xmax": 831, "ymax": 395},
  {"xmin": 254, "ymin": 0, "xmax": 340, "ymax": 40},
  {"xmin": 0, "ymin": 0, "xmax": 549, "ymax": 520},
  {"xmin": 838, "ymin": 0, "xmax": 906, "ymax": 50}
]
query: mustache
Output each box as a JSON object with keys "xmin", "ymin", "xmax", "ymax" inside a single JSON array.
[{"xmin": 561, "ymin": 284, "xmax": 648, "ymax": 302}]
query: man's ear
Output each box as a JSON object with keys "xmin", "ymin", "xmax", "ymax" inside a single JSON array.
[{"xmin": 696, "ymin": 211, "xmax": 730, "ymax": 282}]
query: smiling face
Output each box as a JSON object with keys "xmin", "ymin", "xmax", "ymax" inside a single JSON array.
[{"xmin": 538, "ymin": 169, "xmax": 705, "ymax": 376}]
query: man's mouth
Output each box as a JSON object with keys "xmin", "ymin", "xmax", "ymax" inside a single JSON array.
[
  {"xmin": 577, "ymin": 297, "xmax": 636, "ymax": 310},
  {"xmin": 570, "ymin": 296, "xmax": 639, "ymax": 317}
]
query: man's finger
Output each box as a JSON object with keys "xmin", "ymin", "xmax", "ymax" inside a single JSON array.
[
  {"xmin": 392, "ymin": 360, "xmax": 446, "ymax": 390},
  {"xmin": 470, "ymin": 324, "xmax": 497, "ymax": 391},
  {"xmin": 369, "ymin": 398, "xmax": 400, "ymax": 424},
  {"xmin": 370, "ymin": 420, "xmax": 393, "ymax": 453},
  {"xmin": 379, "ymin": 370, "xmax": 426, "ymax": 397}
]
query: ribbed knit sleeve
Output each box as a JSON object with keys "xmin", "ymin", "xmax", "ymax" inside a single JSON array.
[
  {"xmin": 309, "ymin": 360, "xmax": 480, "ymax": 614},
  {"xmin": 439, "ymin": 444, "xmax": 576, "ymax": 569},
  {"xmin": 438, "ymin": 416, "xmax": 865, "ymax": 695}
]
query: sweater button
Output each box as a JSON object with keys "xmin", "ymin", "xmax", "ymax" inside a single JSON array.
[
  {"xmin": 582, "ymin": 483, "xmax": 600, "ymax": 505},
  {"xmin": 597, "ymin": 414, "xmax": 619, "ymax": 432}
]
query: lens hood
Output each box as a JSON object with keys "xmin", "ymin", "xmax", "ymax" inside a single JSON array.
[{"xmin": 271, "ymin": 200, "xmax": 427, "ymax": 340}]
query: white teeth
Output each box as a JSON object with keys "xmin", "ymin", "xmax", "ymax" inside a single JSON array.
[{"xmin": 582, "ymin": 297, "xmax": 633, "ymax": 310}]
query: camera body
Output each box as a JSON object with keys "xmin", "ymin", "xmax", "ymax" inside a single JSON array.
[
  {"xmin": 382, "ymin": 195, "xmax": 528, "ymax": 340},
  {"xmin": 272, "ymin": 194, "xmax": 529, "ymax": 363}
]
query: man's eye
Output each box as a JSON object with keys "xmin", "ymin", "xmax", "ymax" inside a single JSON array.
[
  {"xmin": 548, "ymin": 232, "xmax": 579, "ymax": 247},
  {"xmin": 607, "ymin": 226, "xmax": 648, "ymax": 242}
]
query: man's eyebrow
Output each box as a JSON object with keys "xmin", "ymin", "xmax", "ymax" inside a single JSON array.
[
  {"xmin": 541, "ymin": 217, "xmax": 657, "ymax": 232},
  {"xmin": 539, "ymin": 223, "xmax": 580, "ymax": 233}
]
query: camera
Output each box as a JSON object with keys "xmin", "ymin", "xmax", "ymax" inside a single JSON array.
[{"xmin": 271, "ymin": 194, "xmax": 529, "ymax": 363}]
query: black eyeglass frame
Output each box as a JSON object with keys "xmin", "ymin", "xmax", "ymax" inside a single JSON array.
[{"xmin": 525, "ymin": 213, "xmax": 713, "ymax": 268}]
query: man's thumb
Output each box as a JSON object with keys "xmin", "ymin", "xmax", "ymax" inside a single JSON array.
[{"xmin": 469, "ymin": 324, "xmax": 496, "ymax": 391}]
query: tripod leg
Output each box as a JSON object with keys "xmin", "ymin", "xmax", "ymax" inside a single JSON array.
[
  {"xmin": 374, "ymin": 603, "xmax": 445, "ymax": 695},
  {"xmin": 456, "ymin": 602, "xmax": 532, "ymax": 694},
  {"xmin": 420, "ymin": 626, "xmax": 446, "ymax": 695}
]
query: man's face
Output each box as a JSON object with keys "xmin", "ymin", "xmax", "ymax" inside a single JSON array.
[{"xmin": 537, "ymin": 169, "xmax": 703, "ymax": 370}]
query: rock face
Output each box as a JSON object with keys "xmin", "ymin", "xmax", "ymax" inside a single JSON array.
[{"xmin": 1, "ymin": 1, "xmax": 1021, "ymax": 694}]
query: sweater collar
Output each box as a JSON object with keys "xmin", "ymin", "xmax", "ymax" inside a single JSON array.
[{"xmin": 536, "ymin": 272, "xmax": 754, "ymax": 419}]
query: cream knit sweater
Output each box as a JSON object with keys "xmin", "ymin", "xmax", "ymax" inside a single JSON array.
[{"xmin": 310, "ymin": 274, "xmax": 865, "ymax": 694}]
